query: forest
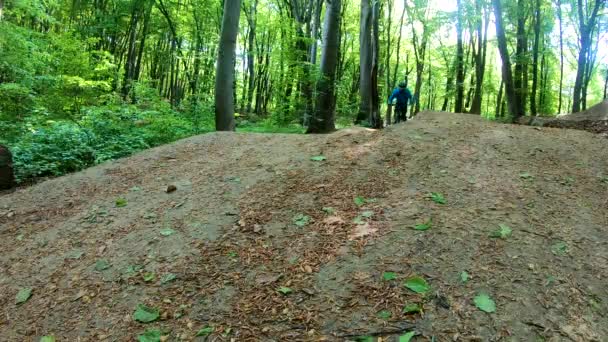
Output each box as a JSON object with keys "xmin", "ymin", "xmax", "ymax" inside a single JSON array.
[{"xmin": 0, "ymin": 0, "xmax": 607, "ymax": 183}]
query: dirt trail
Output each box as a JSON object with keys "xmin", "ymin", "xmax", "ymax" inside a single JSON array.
[{"xmin": 1, "ymin": 112, "xmax": 607, "ymax": 341}]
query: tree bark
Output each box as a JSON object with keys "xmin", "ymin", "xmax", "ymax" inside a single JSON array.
[
  {"xmin": 496, "ymin": 80, "xmax": 504, "ymax": 116},
  {"xmin": 307, "ymin": 0, "xmax": 341, "ymax": 133},
  {"xmin": 384, "ymin": 0, "xmax": 393, "ymax": 125},
  {"xmin": 572, "ymin": 0, "xmax": 602, "ymax": 113},
  {"xmin": 530, "ymin": 0, "xmax": 541, "ymax": 116},
  {"xmin": 556, "ymin": 0, "xmax": 564, "ymax": 114},
  {"xmin": 356, "ymin": 0, "xmax": 373, "ymax": 124},
  {"xmin": 454, "ymin": 0, "xmax": 465, "ymax": 113},
  {"xmin": 245, "ymin": 0, "xmax": 257, "ymax": 114},
  {"xmin": 369, "ymin": 0, "xmax": 382, "ymax": 128},
  {"xmin": 492, "ymin": 0, "xmax": 523, "ymax": 120},
  {"xmin": 514, "ymin": 0, "xmax": 527, "ymax": 115},
  {"xmin": 215, "ymin": 0, "xmax": 242, "ymax": 131},
  {"xmin": 469, "ymin": 0, "xmax": 489, "ymax": 115},
  {"xmin": 604, "ymin": 68, "xmax": 608, "ymax": 100}
]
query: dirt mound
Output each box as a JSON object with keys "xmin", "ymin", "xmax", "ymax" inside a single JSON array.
[
  {"xmin": 1, "ymin": 112, "xmax": 608, "ymax": 341},
  {"xmin": 556, "ymin": 100, "xmax": 608, "ymax": 121}
]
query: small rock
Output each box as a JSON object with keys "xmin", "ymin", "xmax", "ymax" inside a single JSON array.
[{"xmin": 166, "ymin": 185, "xmax": 177, "ymax": 193}]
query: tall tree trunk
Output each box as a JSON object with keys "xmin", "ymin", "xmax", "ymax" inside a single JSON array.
[
  {"xmin": 356, "ymin": 0, "xmax": 373, "ymax": 124},
  {"xmin": 492, "ymin": 0, "xmax": 523, "ymax": 120},
  {"xmin": 604, "ymin": 68, "xmax": 608, "ymax": 100},
  {"xmin": 122, "ymin": 2, "xmax": 140, "ymax": 98},
  {"xmin": 384, "ymin": 0, "xmax": 393, "ymax": 125},
  {"xmin": 310, "ymin": 0, "xmax": 323, "ymax": 66},
  {"xmin": 572, "ymin": 0, "xmax": 602, "ymax": 113},
  {"xmin": 369, "ymin": 0, "xmax": 382, "ymax": 128},
  {"xmin": 514, "ymin": 0, "xmax": 527, "ymax": 115},
  {"xmin": 214, "ymin": 0, "xmax": 242, "ymax": 131},
  {"xmin": 469, "ymin": 0, "xmax": 488, "ymax": 114},
  {"xmin": 530, "ymin": 0, "xmax": 541, "ymax": 116},
  {"xmin": 391, "ymin": 3, "xmax": 406, "ymax": 89},
  {"xmin": 307, "ymin": 0, "xmax": 341, "ymax": 133},
  {"xmin": 496, "ymin": 80, "xmax": 504, "ymax": 116},
  {"xmin": 454, "ymin": 0, "xmax": 465, "ymax": 113},
  {"xmin": 246, "ymin": 0, "xmax": 257, "ymax": 114},
  {"xmin": 556, "ymin": 0, "xmax": 564, "ymax": 113}
]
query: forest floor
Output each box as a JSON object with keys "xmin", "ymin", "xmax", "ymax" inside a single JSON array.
[{"xmin": 1, "ymin": 111, "xmax": 608, "ymax": 342}]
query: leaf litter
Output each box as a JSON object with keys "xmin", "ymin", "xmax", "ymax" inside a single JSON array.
[{"xmin": 1, "ymin": 112, "xmax": 607, "ymax": 340}]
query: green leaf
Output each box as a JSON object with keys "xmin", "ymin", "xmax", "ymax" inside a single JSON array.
[
  {"xmin": 404, "ymin": 276, "xmax": 430, "ymax": 294},
  {"xmin": 399, "ymin": 331, "xmax": 416, "ymax": 342},
  {"xmin": 293, "ymin": 214, "xmax": 311, "ymax": 227},
  {"xmin": 354, "ymin": 196, "xmax": 366, "ymax": 206},
  {"xmin": 161, "ymin": 273, "xmax": 177, "ymax": 284},
  {"xmin": 16, "ymin": 287, "xmax": 32, "ymax": 305},
  {"xmin": 159, "ymin": 228, "xmax": 175, "ymax": 236},
  {"xmin": 66, "ymin": 250, "xmax": 84, "ymax": 259},
  {"xmin": 414, "ymin": 219, "xmax": 432, "ymax": 231},
  {"xmin": 377, "ymin": 309, "xmax": 392, "ymax": 320},
  {"xmin": 551, "ymin": 241, "xmax": 568, "ymax": 256},
  {"xmin": 519, "ymin": 172, "xmax": 533, "ymax": 180},
  {"xmin": 115, "ymin": 198, "xmax": 128, "ymax": 207},
  {"xmin": 310, "ymin": 155, "xmax": 327, "ymax": 161},
  {"xmin": 354, "ymin": 337, "xmax": 374, "ymax": 342},
  {"xmin": 143, "ymin": 272, "xmax": 156, "ymax": 282},
  {"xmin": 489, "ymin": 224, "xmax": 512, "ymax": 239},
  {"xmin": 40, "ymin": 337, "xmax": 56, "ymax": 342},
  {"xmin": 133, "ymin": 304, "xmax": 160, "ymax": 323},
  {"xmin": 430, "ymin": 192, "xmax": 446, "ymax": 204},
  {"xmin": 322, "ymin": 207, "xmax": 335, "ymax": 215},
  {"xmin": 382, "ymin": 271, "xmax": 397, "ymax": 281},
  {"xmin": 474, "ymin": 293, "xmax": 496, "ymax": 313},
  {"xmin": 137, "ymin": 329, "xmax": 161, "ymax": 342},
  {"xmin": 352, "ymin": 216, "xmax": 365, "ymax": 225},
  {"xmin": 125, "ymin": 264, "xmax": 143, "ymax": 276},
  {"xmin": 196, "ymin": 326, "xmax": 214, "ymax": 336},
  {"xmin": 403, "ymin": 303, "xmax": 422, "ymax": 314},
  {"xmin": 94, "ymin": 259, "xmax": 111, "ymax": 271},
  {"xmin": 277, "ymin": 286, "xmax": 292, "ymax": 295},
  {"xmin": 460, "ymin": 271, "xmax": 469, "ymax": 283},
  {"xmin": 361, "ymin": 210, "xmax": 374, "ymax": 218}
]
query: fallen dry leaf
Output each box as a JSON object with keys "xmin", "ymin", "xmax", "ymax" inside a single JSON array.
[
  {"xmin": 323, "ymin": 216, "xmax": 345, "ymax": 225},
  {"xmin": 349, "ymin": 222, "xmax": 378, "ymax": 240}
]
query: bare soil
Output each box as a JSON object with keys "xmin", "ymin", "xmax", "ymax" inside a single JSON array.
[{"xmin": 1, "ymin": 112, "xmax": 607, "ymax": 341}]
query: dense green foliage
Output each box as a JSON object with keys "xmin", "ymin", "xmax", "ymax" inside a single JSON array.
[{"xmin": 0, "ymin": 0, "xmax": 605, "ymax": 183}]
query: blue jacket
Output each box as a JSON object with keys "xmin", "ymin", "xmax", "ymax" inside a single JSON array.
[{"xmin": 388, "ymin": 87, "xmax": 413, "ymax": 109}]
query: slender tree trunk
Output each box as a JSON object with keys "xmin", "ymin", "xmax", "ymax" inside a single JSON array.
[
  {"xmin": 384, "ymin": 0, "xmax": 393, "ymax": 125},
  {"xmin": 492, "ymin": 0, "xmax": 523, "ymax": 120},
  {"xmin": 246, "ymin": 0, "xmax": 257, "ymax": 114},
  {"xmin": 122, "ymin": 3, "xmax": 140, "ymax": 97},
  {"xmin": 392, "ymin": 3, "xmax": 406, "ymax": 89},
  {"xmin": 604, "ymin": 68, "xmax": 608, "ymax": 100},
  {"xmin": 454, "ymin": 0, "xmax": 465, "ymax": 113},
  {"xmin": 469, "ymin": 0, "xmax": 489, "ymax": 114},
  {"xmin": 214, "ymin": 0, "xmax": 242, "ymax": 131},
  {"xmin": 310, "ymin": 0, "xmax": 323, "ymax": 66},
  {"xmin": 556, "ymin": 0, "xmax": 564, "ymax": 113},
  {"xmin": 514, "ymin": 0, "xmax": 527, "ymax": 115},
  {"xmin": 572, "ymin": 0, "xmax": 602, "ymax": 113},
  {"xmin": 496, "ymin": 80, "xmax": 504, "ymax": 116},
  {"xmin": 308, "ymin": 0, "xmax": 341, "ymax": 133},
  {"xmin": 356, "ymin": 0, "xmax": 373, "ymax": 124},
  {"xmin": 530, "ymin": 0, "xmax": 541, "ymax": 116},
  {"xmin": 369, "ymin": 0, "xmax": 382, "ymax": 128}
]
